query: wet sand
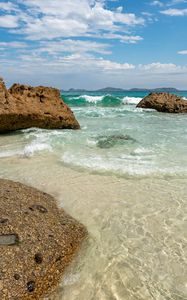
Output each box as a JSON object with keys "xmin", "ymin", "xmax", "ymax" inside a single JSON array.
[{"xmin": 0, "ymin": 154, "xmax": 187, "ymax": 300}]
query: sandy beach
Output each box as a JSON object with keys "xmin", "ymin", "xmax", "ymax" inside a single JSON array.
[{"xmin": 0, "ymin": 153, "xmax": 186, "ymax": 300}]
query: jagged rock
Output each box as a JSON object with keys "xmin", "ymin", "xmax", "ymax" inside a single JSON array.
[
  {"xmin": 0, "ymin": 79, "xmax": 80, "ymax": 132},
  {"xmin": 0, "ymin": 179, "xmax": 87, "ymax": 299},
  {"xmin": 137, "ymin": 92, "xmax": 187, "ymax": 113}
]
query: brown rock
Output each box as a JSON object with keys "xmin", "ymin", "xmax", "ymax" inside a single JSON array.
[
  {"xmin": 0, "ymin": 80, "xmax": 80, "ymax": 132},
  {"xmin": 136, "ymin": 92, "xmax": 187, "ymax": 113},
  {"xmin": 0, "ymin": 179, "xmax": 87, "ymax": 299}
]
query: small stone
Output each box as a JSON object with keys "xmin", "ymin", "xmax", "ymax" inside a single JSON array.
[
  {"xmin": 34, "ymin": 253, "xmax": 43, "ymax": 264},
  {"xmin": 27, "ymin": 281, "xmax": 35, "ymax": 293},
  {"xmin": 0, "ymin": 234, "xmax": 19, "ymax": 246},
  {"xmin": 0, "ymin": 218, "xmax": 8, "ymax": 225},
  {"xmin": 14, "ymin": 274, "xmax": 20, "ymax": 280},
  {"xmin": 29, "ymin": 204, "xmax": 48, "ymax": 213}
]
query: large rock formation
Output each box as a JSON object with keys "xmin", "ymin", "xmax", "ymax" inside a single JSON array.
[
  {"xmin": 137, "ymin": 92, "xmax": 187, "ymax": 113},
  {"xmin": 0, "ymin": 78, "xmax": 80, "ymax": 132},
  {"xmin": 0, "ymin": 179, "xmax": 87, "ymax": 299}
]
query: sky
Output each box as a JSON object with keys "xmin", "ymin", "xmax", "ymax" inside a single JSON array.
[{"xmin": 0, "ymin": 0, "xmax": 187, "ymax": 89}]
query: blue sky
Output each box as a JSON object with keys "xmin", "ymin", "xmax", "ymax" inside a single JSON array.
[{"xmin": 0, "ymin": 0, "xmax": 187, "ymax": 89}]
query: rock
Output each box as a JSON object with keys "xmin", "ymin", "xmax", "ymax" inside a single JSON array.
[
  {"xmin": 0, "ymin": 234, "xmax": 19, "ymax": 246},
  {"xmin": 137, "ymin": 92, "xmax": 187, "ymax": 113},
  {"xmin": 0, "ymin": 79, "xmax": 80, "ymax": 132},
  {"xmin": 97, "ymin": 134, "xmax": 136, "ymax": 149},
  {"xmin": 0, "ymin": 179, "xmax": 87, "ymax": 299}
]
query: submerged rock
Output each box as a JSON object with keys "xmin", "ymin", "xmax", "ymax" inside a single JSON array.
[
  {"xmin": 137, "ymin": 92, "xmax": 187, "ymax": 113},
  {"xmin": 0, "ymin": 179, "xmax": 87, "ymax": 299},
  {"xmin": 0, "ymin": 78, "xmax": 80, "ymax": 132},
  {"xmin": 97, "ymin": 134, "xmax": 136, "ymax": 149}
]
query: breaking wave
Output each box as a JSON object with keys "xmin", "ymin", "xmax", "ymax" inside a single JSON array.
[{"xmin": 63, "ymin": 94, "xmax": 142, "ymax": 107}]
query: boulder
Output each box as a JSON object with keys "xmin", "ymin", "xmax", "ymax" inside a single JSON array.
[
  {"xmin": 0, "ymin": 179, "xmax": 87, "ymax": 299},
  {"xmin": 136, "ymin": 92, "xmax": 187, "ymax": 113},
  {"xmin": 0, "ymin": 79, "xmax": 80, "ymax": 132}
]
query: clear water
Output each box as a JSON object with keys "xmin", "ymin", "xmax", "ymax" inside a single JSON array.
[{"xmin": 0, "ymin": 91, "xmax": 187, "ymax": 299}]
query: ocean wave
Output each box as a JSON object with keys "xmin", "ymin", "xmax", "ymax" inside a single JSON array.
[
  {"xmin": 60, "ymin": 151, "xmax": 187, "ymax": 177},
  {"xmin": 23, "ymin": 142, "xmax": 52, "ymax": 157},
  {"xmin": 122, "ymin": 96, "xmax": 142, "ymax": 105},
  {"xmin": 64, "ymin": 94, "xmax": 142, "ymax": 107},
  {"xmin": 77, "ymin": 95, "xmax": 105, "ymax": 103},
  {"xmin": 0, "ymin": 130, "xmax": 53, "ymax": 159},
  {"xmin": 0, "ymin": 142, "xmax": 52, "ymax": 158}
]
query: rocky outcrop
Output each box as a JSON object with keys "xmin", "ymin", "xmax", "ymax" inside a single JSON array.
[
  {"xmin": 0, "ymin": 78, "xmax": 80, "ymax": 132},
  {"xmin": 137, "ymin": 92, "xmax": 187, "ymax": 113},
  {"xmin": 0, "ymin": 179, "xmax": 87, "ymax": 299}
]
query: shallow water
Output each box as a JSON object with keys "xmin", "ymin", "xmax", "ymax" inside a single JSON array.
[
  {"xmin": 0, "ymin": 156, "xmax": 186, "ymax": 300},
  {"xmin": 0, "ymin": 92, "xmax": 187, "ymax": 299}
]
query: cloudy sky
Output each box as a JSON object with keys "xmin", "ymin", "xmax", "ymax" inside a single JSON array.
[{"xmin": 0, "ymin": 0, "xmax": 187, "ymax": 89}]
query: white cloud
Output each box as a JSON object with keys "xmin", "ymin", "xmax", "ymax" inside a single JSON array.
[
  {"xmin": 151, "ymin": 0, "xmax": 187, "ymax": 7},
  {"xmin": 1, "ymin": 56, "xmax": 187, "ymax": 89},
  {"xmin": 142, "ymin": 12, "xmax": 153, "ymax": 16},
  {"xmin": 0, "ymin": 15, "xmax": 19, "ymax": 28},
  {"xmin": 97, "ymin": 33, "xmax": 143, "ymax": 43},
  {"xmin": 178, "ymin": 50, "xmax": 187, "ymax": 54},
  {"xmin": 151, "ymin": 1, "xmax": 164, "ymax": 7},
  {"xmin": 0, "ymin": 41, "xmax": 28, "ymax": 48},
  {"xmin": 139, "ymin": 62, "xmax": 186, "ymax": 73},
  {"xmin": 10, "ymin": 0, "xmax": 144, "ymax": 40},
  {"xmin": 0, "ymin": 2, "xmax": 18, "ymax": 12},
  {"xmin": 36, "ymin": 40, "xmax": 111, "ymax": 55},
  {"xmin": 169, "ymin": 0, "xmax": 187, "ymax": 5},
  {"xmin": 20, "ymin": 52, "xmax": 135, "ymax": 73},
  {"xmin": 161, "ymin": 8, "xmax": 187, "ymax": 16}
]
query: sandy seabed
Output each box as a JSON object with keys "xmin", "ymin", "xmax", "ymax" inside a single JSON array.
[{"xmin": 0, "ymin": 154, "xmax": 187, "ymax": 300}]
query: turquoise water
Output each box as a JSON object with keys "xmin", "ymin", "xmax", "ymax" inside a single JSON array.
[
  {"xmin": 0, "ymin": 91, "xmax": 187, "ymax": 178},
  {"xmin": 60, "ymin": 91, "xmax": 187, "ymax": 178}
]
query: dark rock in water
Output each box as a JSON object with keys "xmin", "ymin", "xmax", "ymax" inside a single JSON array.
[
  {"xmin": 0, "ymin": 179, "xmax": 87, "ymax": 299},
  {"xmin": 0, "ymin": 77, "xmax": 80, "ymax": 132},
  {"xmin": 97, "ymin": 134, "xmax": 136, "ymax": 149},
  {"xmin": 137, "ymin": 92, "xmax": 187, "ymax": 113}
]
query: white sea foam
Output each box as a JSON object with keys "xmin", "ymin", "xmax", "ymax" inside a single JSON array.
[
  {"xmin": 133, "ymin": 147, "xmax": 154, "ymax": 155},
  {"xmin": 78, "ymin": 95, "xmax": 105, "ymax": 103},
  {"xmin": 122, "ymin": 96, "xmax": 142, "ymax": 105},
  {"xmin": 0, "ymin": 149, "xmax": 21, "ymax": 158},
  {"xmin": 61, "ymin": 151, "xmax": 157, "ymax": 176},
  {"xmin": 23, "ymin": 142, "xmax": 52, "ymax": 157},
  {"xmin": 0, "ymin": 142, "xmax": 52, "ymax": 158}
]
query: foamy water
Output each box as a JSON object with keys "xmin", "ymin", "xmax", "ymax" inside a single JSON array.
[{"xmin": 0, "ymin": 91, "xmax": 187, "ymax": 299}]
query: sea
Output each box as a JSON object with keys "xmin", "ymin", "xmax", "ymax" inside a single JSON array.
[{"xmin": 0, "ymin": 91, "xmax": 187, "ymax": 300}]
